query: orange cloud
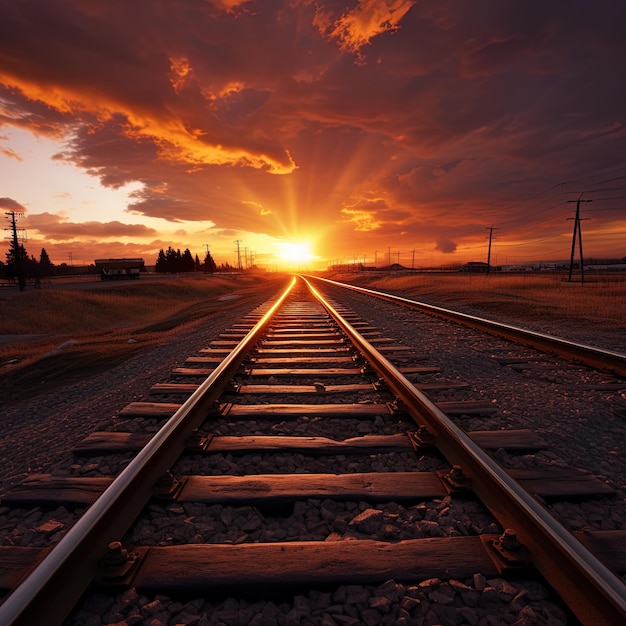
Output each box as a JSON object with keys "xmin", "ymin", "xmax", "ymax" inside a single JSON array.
[
  {"xmin": 26, "ymin": 212, "xmax": 158, "ymax": 241},
  {"xmin": 3, "ymin": 74, "xmax": 297, "ymax": 174},
  {"xmin": 340, "ymin": 196, "xmax": 389, "ymax": 231},
  {"xmin": 322, "ymin": 0, "xmax": 416, "ymax": 53},
  {"xmin": 0, "ymin": 144, "xmax": 22, "ymax": 161},
  {"xmin": 169, "ymin": 57, "xmax": 193, "ymax": 94},
  {"xmin": 0, "ymin": 197, "xmax": 27, "ymax": 212}
]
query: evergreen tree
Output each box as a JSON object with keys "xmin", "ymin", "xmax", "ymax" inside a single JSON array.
[
  {"xmin": 39, "ymin": 248, "xmax": 55, "ymax": 277},
  {"xmin": 5, "ymin": 240, "xmax": 29, "ymax": 289},
  {"xmin": 166, "ymin": 246, "xmax": 179, "ymax": 272},
  {"xmin": 155, "ymin": 249, "xmax": 168, "ymax": 273},
  {"xmin": 26, "ymin": 254, "xmax": 41, "ymax": 286},
  {"xmin": 203, "ymin": 250, "xmax": 217, "ymax": 274},
  {"xmin": 181, "ymin": 248, "xmax": 195, "ymax": 272}
]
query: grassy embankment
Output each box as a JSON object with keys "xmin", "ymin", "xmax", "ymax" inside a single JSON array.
[{"xmin": 0, "ymin": 274, "xmax": 285, "ymax": 396}]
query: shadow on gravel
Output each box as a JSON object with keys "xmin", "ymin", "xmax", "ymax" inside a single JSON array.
[
  {"xmin": 0, "ymin": 341, "xmax": 148, "ymax": 407},
  {"xmin": 0, "ymin": 300, "xmax": 226, "ymax": 407}
]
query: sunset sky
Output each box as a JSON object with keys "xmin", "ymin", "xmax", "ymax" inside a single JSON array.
[{"xmin": 1, "ymin": 0, "xmax": 625, "ymax": 270}]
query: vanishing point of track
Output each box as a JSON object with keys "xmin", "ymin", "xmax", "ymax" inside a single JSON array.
[{"xmin": 0, "ymin": 275, "xmax": 625, "ymax": 625}]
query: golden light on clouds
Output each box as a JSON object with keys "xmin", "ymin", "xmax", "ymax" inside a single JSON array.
[
  {"xmin": 169, "ymin": 57, "xmax": 193, "ymax": 93},
  {"xmin": 2, "ymin": 71, "xmax": 297, "ymax": 174},
  {"xmin": 327, "ymin": 0, "xmax": 416, "ymax": 52},
  {"xmin": 340, "ymin": 205, "xmax": 382, "ymax": 232},
  {"xmin": 0, "ymin": 76, "xmax": 82, "ymax": 120},
  {"xmin": 152, "ymin": 123, "xmax": 297, "ymax": 173},
  {"xmin": 211, "ymin": 81, "xmax": 247, "ymax": 100}
]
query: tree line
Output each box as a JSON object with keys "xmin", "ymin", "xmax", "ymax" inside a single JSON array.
[
  {"xmin": 152, "ymin": 247, "xmax": 244, "ymax": 273},
  {"xmin": 154, "ymin": 247, "xmax": 217, "ymax": 274},
  {"xmin": 1, "ymin": 240, "xmax": 54, "ymax": 289},
  {"xmin": 1, "ymin": 239, "xmax": 225, "ymax": 289}
]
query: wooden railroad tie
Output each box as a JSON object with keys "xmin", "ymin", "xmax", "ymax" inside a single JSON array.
[
  {"xmin": 3, "ymin": 530, "xmax": 626, "ymax": 594},
  {"xmin": 2, "ymin": 466, "xmax": 614, "ymax": 508},
  {"xmin": 72, "ymin": 430, "xmax": 549, "ymax": 457},
  {"xmin": 116, "ymin": 399, "xmax": 496, "ymax": 419}
]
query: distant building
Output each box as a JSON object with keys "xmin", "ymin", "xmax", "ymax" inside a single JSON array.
[
  {"xmin": 459, "ymin": 262, "xmax": 490, "ymax": 273},
  {"xmin": 501, "ymin": 265, "xmax": 530, "ymax": 272},
  {"xmin": 94, "ymin": 258, "xmax": 145, "ymax": 280}
]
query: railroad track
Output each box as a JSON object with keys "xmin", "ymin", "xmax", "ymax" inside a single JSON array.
[{"xmin": 0, "ymin": 275, "xmax": 625, "ymax": 625}]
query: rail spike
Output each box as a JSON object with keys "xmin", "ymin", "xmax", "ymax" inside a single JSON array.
[
  {"xmin": 96, "ymin": 541, "xmax": 145, "ymax": 585},
  {"xmin": 437, "ymin": 464, "xmax": 472, "ymax": 494},
  {"xmin": 389, "ymin": 397, "xmax": 408, "ymax": 415},
  {"xmin": 482, "ymin": 529, "xmax": 532, "ymax": 574}
]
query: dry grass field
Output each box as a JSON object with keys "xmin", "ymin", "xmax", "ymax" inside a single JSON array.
[
  {"xmin": 1, "ymin": 270, "xmax": 624, "ymax": 399},
  {"xmin": 0, "ymin": 273, "xmax": 286, "ymax": 395},
  {"xmin": 324, "ymin": 270, "xmax": 626, "ymax": 342}
]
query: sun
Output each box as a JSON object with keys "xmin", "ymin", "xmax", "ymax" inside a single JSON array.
[{"xmin": 275, "ymin": 241, "xmax": 316, "ymax": 267}]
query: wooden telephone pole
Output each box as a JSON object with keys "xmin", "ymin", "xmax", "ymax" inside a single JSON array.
[
  {"xmin": 567, "ymin": 194, "xmax": 592, "ymax": 283},
  {"xmin": 234, "ymin": 240, "xmax": 242, "ymax": 271},
  {"xmin": 5, "ymin": 210, "xmax": 26, "ymax": 291},
  {"xmin": 486, "ymin": 225, "xmax": 498, "ymax": 274}
]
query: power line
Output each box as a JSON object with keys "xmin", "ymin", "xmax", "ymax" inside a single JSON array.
[
  {"xmin": 587, "ymin": 206, "xmax": 626, "ymax": 211},
  {"xmin": 549, "ymin": 164, "xmax": 626, "ymax": 189},
  {"xmin": 578, "ymin": 186, "xmax": 626, "ymax": 194},
  {"xmin": 495, "ymin": 234, "xmax": 564, "ymax": 248}
]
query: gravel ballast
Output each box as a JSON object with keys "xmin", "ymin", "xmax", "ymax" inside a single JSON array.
[{"xmin": 2, "ymin": 278, "xmax": 623, "ymax": 625}]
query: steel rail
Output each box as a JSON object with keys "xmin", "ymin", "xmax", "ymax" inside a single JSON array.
[
  {"xmin": 306, "ymin": 275, "xmax": 626, "ymax": 377},
  {"xmin": 302, "ymin": 276, "xmax": 626, "ymax": 626},
  {"xmin": 0, "ymin": 277, "xmax": 296, "ymax": 626}
]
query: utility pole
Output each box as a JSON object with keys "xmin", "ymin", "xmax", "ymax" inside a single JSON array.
[
  {"xmin": 5, "ymin": 211, "xmax": 26, "ymax": 291},
  {"xmin": 202, "ymin": 244, "xmax": 213, "ymax": 275},
  {"xmin": 567, "ymin": 194, "xmax": 592, "ymax": 283},
  {"xmin": 485, "ymin": 225, "xmax": 498, "ymax": 274},
  {"xmin": 234, "ymin": 240, "xmax": 242, "ymax": 271},
  {"xmin": 411, "ymin": 248, "xmax": 415, "ymax": 271}
]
